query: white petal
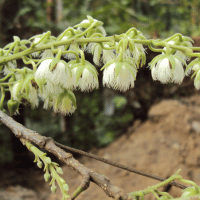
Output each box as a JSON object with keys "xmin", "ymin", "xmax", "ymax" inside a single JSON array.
[
  {"xmin": 157, "ymin": 58, "xmax": 172, "ymax": 83},
  {"xmin": 172, "ymin": 59, "xmax": 184, "ymax": 84}
]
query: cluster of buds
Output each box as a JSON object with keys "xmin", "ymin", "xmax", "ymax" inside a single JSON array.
[
  {"xmin": 0, "ymin": 16, "xmax": 199, "ymax": 115},
  {"xmin": 25, "ymin": 141, "xmax": 70, "ymax": 199}
]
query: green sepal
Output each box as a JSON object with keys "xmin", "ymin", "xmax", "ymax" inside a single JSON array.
[
  {"xmin": 75, "ymin": 64, "xmax": 84, "ymax": 83},
  {"xmin": 185, "ymin": 58, "xmax": 200, "ymax": 73},
  {"xmin": 85, "ymin": 61, "xmax": 98, "ymax": 80},
  {"xmin": 124, "ymin": 62, "xmax": 137, "ymax": 80},
  {"xmin": 100, "ymin": 59, "xmax": 115, "ymax": 71},
  {"xmin": 7, "ymin": 99, "xmax": 20, "ymax": 116},
  {"xmin": 50, "ymin": 58, "xmax": 60, "ymax": 71},
  {"xmin": 67, "ymin": 90, "xmax": 77, "ymax": 108},
  {"xmin": 128, "ymin": 40, "xmax": 135, "ymax": 53},
  {"xmin": 149, "ymin": 54, "xmax": 165, "ymax": 69},
  {"xmin": 21, "ymin": 74, "xmax": 35, "ymax": 96},
  {"xmin": 122, "ymin": 39, "xmax": 129, "ymax": 53},
  {"xmin": 115, "ymin": 62, "xmax": 123, "ymax": 78},
  {"xmin": 168, "ymin": 54, "xmax": 175, "ymax": 70}
]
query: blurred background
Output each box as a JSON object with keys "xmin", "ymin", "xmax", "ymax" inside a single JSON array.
[{"xmin": 0, "ymin": 0, "xmax": 200, "ymax": 196}]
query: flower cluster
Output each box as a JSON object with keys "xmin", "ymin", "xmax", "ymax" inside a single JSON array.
[{"xmin": 1, "ymin": 15, "xmax": 200, "ymax": 116}]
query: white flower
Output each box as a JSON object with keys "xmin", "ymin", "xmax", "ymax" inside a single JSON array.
[
  {"xmin": 86, "ymin": 42, "xmax": 102, "ymax": 65},
  {"xmin": 151, "ymin": 57, "xmax": 184, "ymax": 84},
  {"xmin": 70, "ymin": 60, "xmax": 99, "ymax": 92},
  {"xmin": 35, "ymin": 59, "xmax": 52, "ymax": 87},
  {"xmin": 102, "ymin": 45, "xmax": 116, "ymax": 64},
  {"xmin": 103, "ymin": 62, "xmax": 137, "ymax": 92},
  {"xmin": 63, "ymin": 43, "xmax": 78, "ymax": 60},
  {"xmin": 26, "ymin": 83, "xmax": 39, "ymax": 108},
  {"xmin": 11, "ymin": 82, "xmax": 21, "ymax": 101},
  {"xmin": 52, "ymin": 91, "xmax": 76, "ymax": 115},
  {"xmin": 172, "ymin": 59, "xmax": 185, "ymax": 84},
  {"xmin": 41, "ymin": 49, "xmax": 54, "ymax": 59},
  {"xmin": 35, "ymin": 59, "xmax": 74, "ymax": 90},
  {"xmin": 78, "ymin": 68, "xmax": 99, "ymax": 92}
]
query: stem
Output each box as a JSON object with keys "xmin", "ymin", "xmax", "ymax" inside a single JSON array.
[
  {"xmin": 129, "ymin": 172, "xmax": 181, "ymax": 197},
  {"xmin": 0, "ymin": 86, "xmax": 5, "ymax": 110},
  {"xmin": 0, "ymin": 73, "xmax": 14, "ymax": 82},
  {"xmin": 79, "ymin": 50, "xmax": 86, "ymax": 65},
  {"xmin": 163, "ymin": 33, "xmax": 183, "ymax": 42}
]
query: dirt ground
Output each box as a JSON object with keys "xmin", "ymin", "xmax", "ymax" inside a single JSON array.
[
  {"xmin": 45, "ymin": 95, "xmax": 200, "ymax": 200},
  {"xmin": 2, "ymin": 94, "xmax": 200, "ymax": 199}
]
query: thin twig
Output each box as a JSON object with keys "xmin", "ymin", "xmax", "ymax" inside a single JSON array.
[{"xmin": 54, "ymin": 141, "xmax": 187, "ymax": 190}]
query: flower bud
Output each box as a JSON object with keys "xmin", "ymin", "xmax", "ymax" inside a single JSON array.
[
  {"xmin": 37, "ymin": 160, "xmax": 43, "ymax": 168},
  {"xmin": 63, "ymin": 184, "xmax": 69, "ymax": 192},
  {"xmin": 44, "ymin": 173, "xmax": 51, "ymax": 182},
  {"xmin": 45, "ymin": 157, "xmax": 51, "ymax": 164},
  {"xmin": 7, "ymin": 99, "xmax": 20, "ymax": 116},
  {"xmin": 51, "ymin": 185, "xmax": 57, "ymax": 194},
  {"xmin": 56, "ymin": 167, "xmax": 63, "ymax": 174}
]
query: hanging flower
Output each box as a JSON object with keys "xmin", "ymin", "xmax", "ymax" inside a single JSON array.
[
  {"xmin": 69, "ymin": 60, "xmax": 99, "ymax": 92},
  {"xmin": 151, "ymin": 57, "xmax": 185, "ymax": 84},
  {"xmin": 86, "ymin": 42, "xmax": 103, "ymax": 66},
  {"xmin": 164, "ymin": 40, "xmax": 192, "ymax": 62},
  {"xmin": 52, "ymin": 90, "xmax": 76, "ymax": 115},
  {"xmin": 102, "ymin": 60, "xmax": 137, "ymax": 92},
  {"xmin": 35, "ymin": 59, "xmax": 74, "ymax": 91},
  {"xmin": 102, "ymin": 44, "xmax": 116, "ymax": 64}
]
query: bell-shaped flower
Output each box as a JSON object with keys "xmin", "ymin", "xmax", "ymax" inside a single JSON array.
[
  {"xmin": 69, "ymin": 60, "xmax": 99, "ymax": 92},
  {"xmin": 35, "ymin": 59, "xmax": 74, "ymax": 91},
  {"xmin": 52, "ymin": 90, "xmax": 76, "ymax": 115},
  {"xmin": 150, "ymin": 56, "xmax": 185, "ymax": 84},
  {"xmin": 102, "ymin": 60, "xmax": 137, "ymax": 92}
]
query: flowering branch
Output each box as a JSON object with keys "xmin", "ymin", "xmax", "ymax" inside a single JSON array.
[{"xmin": 0, "ymin": 15, "xmax": 200, "ymax": 115}]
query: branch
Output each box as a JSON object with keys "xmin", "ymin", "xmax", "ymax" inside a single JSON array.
[
  {"xmin": 54, "ymin": 141, "xmax": 187, "ymax": 190},
  {"xmin": 0, "ymin": 110, "xmax": 132, "ymax": 200}
]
